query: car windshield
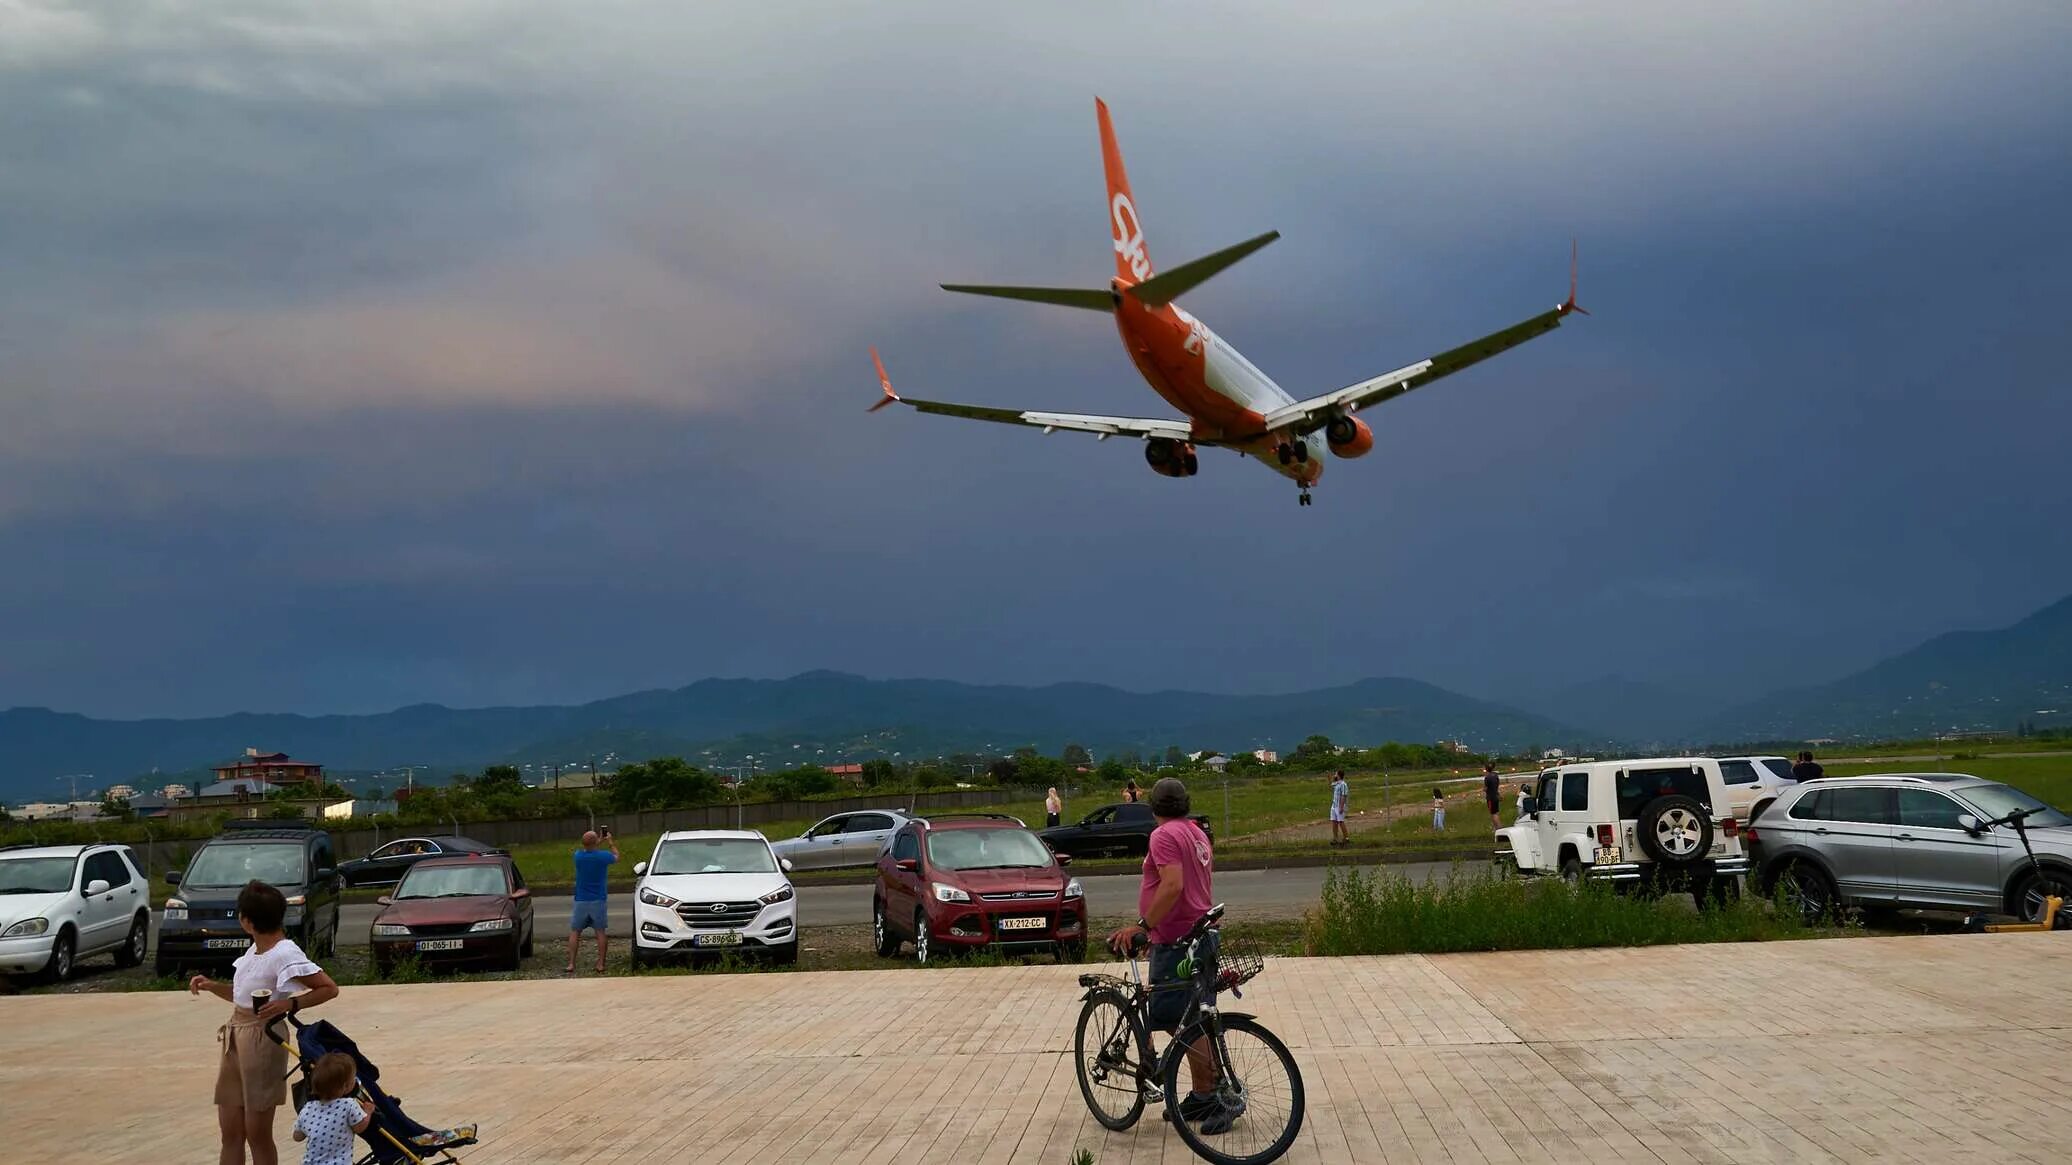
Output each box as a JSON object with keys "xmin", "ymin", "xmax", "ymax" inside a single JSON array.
[
  {"xmin": 652, "ymin": 838, "xmax": 776, "ymax": 876},
  {"xmin": 926, "ymin": 828, "xmax": 1054, "ymax": 871},
  {"xmin": 0, "ymin": 856, "xmax": 75, "ymax": 894},
  {"xmin": 395, "ymin": 865, "xmax": 508, "ymax": 898},
  {"xmin": 185, "ymin": 843, "xmax": 305, "ymax": 888},
  {"xmin": 1958, "ymin": 783, "xmax": 2072, "ymax": 828}
]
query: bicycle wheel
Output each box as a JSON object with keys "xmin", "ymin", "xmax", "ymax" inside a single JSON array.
[
  {"xmin": 1162, "ymin": 1014, "xmax": 1305, "ymax": 1165},
  {"xmin": 1074, "ymin": 989, "xmax": 1149, "ymax": 1130}
]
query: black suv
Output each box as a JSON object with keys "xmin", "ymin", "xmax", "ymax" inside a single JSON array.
[
  {"xmin": 156, "ymin": 821, "xmax": 343, "ymax": 975},
  {"xmin": 1037, "ymin": 801, "xmax": 1215, "ymax": 859}
]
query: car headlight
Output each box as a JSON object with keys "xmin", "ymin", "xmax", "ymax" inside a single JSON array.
[
  {"xmin": 638, "ymin": 887, "xmax": 679, "ymax": 908},
  {"xmin": 468, "ymin": 918, "xmax": 514, "ymax": 932},
  {"xmin": 371, "ymin": 923, "xmax": 410, "ymax": 937},
  {"xmin": 931, "ymin": 882, "xmax": 970, "ymax": 903},
  {"xmin": 758, "ymin": 885, "xmax": 795, "ymax": 905},
  {"xmin": 2, "ymin": 918, "xmax": 50, "ymax": 938},
  {"xmin": 1063, "ymin": 878, "xmax": 1084, "ymax": 901},
  {"xmin": 162, "ymin": 902, "xmax": 189, "ymax": 921},
  {"xmin": 283, "ymin": 908, "xmax": 305, "ymax": 927}
]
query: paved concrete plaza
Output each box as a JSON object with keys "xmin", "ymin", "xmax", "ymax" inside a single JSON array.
[{"xmin": 8, "ymin": 933, "xmax": 2070, "ymax": 1163}]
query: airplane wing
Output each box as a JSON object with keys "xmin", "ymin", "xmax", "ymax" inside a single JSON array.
[
  {"xmin": 868, "ymin": 348, "xmax": 1204, "ymax": 444},
  {"xmin": 1262, "ymin": 244, "xmax": 1588, "ymax": 437}
]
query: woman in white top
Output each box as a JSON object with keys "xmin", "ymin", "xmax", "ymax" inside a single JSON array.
[
  {"xmin": 189, "ymin": 880, "xmax": 341, "ymax": 1165},
  {"xmin": 1045, "ymin": 787, "xmax": 1062, "ymax": 828}
]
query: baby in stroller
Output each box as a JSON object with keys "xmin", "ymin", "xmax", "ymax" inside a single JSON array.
[{"xmin": 269, "ymin": 1014, "xmax": 480, "ymax": 1165}]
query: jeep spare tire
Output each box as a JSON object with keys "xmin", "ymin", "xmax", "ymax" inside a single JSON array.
[{"xmin": 1636, "ymin": 795, "xmax": 1713, "ymax": 865}]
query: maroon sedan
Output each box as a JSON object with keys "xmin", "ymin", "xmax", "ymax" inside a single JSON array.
[{"xmin": 370, "ymin": 854, "xmax": 534, "ymax": 975}]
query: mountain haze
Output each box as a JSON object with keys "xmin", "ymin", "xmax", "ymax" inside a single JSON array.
[{"xmin": 0, "ymin": 673, "xmax": 1592, "ymax": 800}]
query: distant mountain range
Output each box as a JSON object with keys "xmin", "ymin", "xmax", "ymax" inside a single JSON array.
[
  {"xmin": 1697, "ymin": 591, "xmax": 2072, "ymax": 743},
  {"xmin": 0, "ymin": 674, "xmax": 1590, "ymax": 801},
  {"xmin": 5, "ymin": 591, "xmax": 2066, "ymax": 803}
]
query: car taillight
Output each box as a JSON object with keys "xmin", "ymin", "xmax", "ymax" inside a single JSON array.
[
  {"xmin": 1721, "ymin": 818, "xmax": 1740, "ymax": 839},
  {"xmin": 1742, "ymin": 824, "xmax": 1760, "ymax": 843},
  {"xmin": 1595, "ymin": 824, "xmax": 1615, "ymax": 848}
]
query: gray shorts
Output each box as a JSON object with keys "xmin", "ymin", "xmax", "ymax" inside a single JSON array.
[
  {"xmin": 1147, "ymin": 930, "xmax": 1218, "ymax": 1031},
  {"xmin": 570, "ymin": 899, "xmax": 608, "ymax": 932}
]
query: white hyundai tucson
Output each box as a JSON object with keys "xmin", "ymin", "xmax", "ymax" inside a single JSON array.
[{"xmin": 630, "ymin": 830, "xmax": 798, "ymax": 965}]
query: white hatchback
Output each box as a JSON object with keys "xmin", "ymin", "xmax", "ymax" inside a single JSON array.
[{"xmin": 630, "ymin": 831, "xmax": 798, "ymax": 965}]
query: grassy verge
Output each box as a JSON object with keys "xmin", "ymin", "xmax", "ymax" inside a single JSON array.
[
  {"xmin": 1823, "ymin": 755, "xmax": 2072, "ymax": 807},
  {"xmin": 1301, "ymin": 864, "xmax": 1839, "ymax": 957}
]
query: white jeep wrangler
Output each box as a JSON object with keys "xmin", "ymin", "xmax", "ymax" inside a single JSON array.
[{"xmin": 1495, "ymin": 758, "xmax": 1751, "ymax": 899}]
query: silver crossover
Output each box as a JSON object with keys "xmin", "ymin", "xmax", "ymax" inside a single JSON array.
[
  {"xmin": 1747, "ymin": 773, "xmax": 2072, "ymax": 922},
  {"xmin": 767, "ymin": 809, "xmax": 915, "ymax": 871}
]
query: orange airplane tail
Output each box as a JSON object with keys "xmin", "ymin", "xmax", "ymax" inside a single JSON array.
[{"xmin": 1097, "ymin": 97, "xmax": 1154, "ymax": 284}]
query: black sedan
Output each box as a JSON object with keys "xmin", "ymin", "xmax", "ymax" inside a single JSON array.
[
  {"xmin": 1037, "ymin": 802, "xmax": 1215, "ymax": 859},
  {"xmin": 338, "ymin": 835, "xmax": 504, "ymax": 887}
]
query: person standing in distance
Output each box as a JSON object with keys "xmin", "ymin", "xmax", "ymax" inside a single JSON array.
[
  {"xmin": 566, "ymin": 827, "xmax": 619, "ymax": 974},
  {"xmin": 1045, "ymin": 786, "xmax": 1063, "ymax": 828},
  {"xmin": 1482, "ymin": 762, "xmax": 1503, "ymax": 831},
  {"xmin": 1792, "ymin": 750, "xmax": 1825, "ymax": 783},
  {"xmin": 1107, "ymin": 778, "xmax": 1233, "ymax": 1135},
  {"xmin": 1327, "ymin": 770, "xmax": 1350, "ymax": 847}
]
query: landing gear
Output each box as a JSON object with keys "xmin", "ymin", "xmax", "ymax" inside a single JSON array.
[{"xmin": 1297, "ymin": 489, "xmax": 1313, "ymax": 506}]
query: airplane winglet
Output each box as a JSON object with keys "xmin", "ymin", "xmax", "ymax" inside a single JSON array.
[
  {"xmin": 868, "ymin": 346, "xmax": 902, "ymax": 412},
  {"xmin": 1559, "ymin": 238, "xmax": 1590, "ymax": 317}
]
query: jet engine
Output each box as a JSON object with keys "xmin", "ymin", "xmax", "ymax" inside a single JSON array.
[
  {"xmin": 1325, "ymin": 415, "xmax": 1374, "ymax": 459},
  {"xmin": 1144, "ymin": 437, "xmax": 1199, "ymax": 478}
]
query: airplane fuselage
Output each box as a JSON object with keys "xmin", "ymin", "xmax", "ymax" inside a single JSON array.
[{"xmin": 1110, "ymin": 286, "xmax": 1323, "ymax": 485}]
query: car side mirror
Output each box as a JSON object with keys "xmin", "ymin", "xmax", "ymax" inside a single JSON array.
[
  {"xmin": 1055, "ymin": 853, "xmax": 1072, "ymax": 867},
  {"xmin": 1956, "ymin": 813, "xmax": 1981, "ymax": 836},
  {"xmin": 780, "ymin": 858, "xmax": 794, "ymax": 872},
  {"xmin": 85, "ymin": 879, "xmax": 111, "ymax": 897},
  {"xmin": 375, "ymin": 895, "xmax": 392, "ymax": 906},
  {"xmin": 1521, "ymin": 796, "xmax": 1539, "ymax": 815},
  {"xmin": 164, "ymin": 871, "xmax": 181, "ymax": 886},
  {"xmin": 509, "ymin": 888, "xmax": 530, "ymax": 900},
  {"xmin": 632, "ymin": 861, "xmax": 648, "ymax": 877},
  {"xmin": 315, "ymin": 868, "xmax": 335, "ymax": 882},
  {"xmin": 895, "ymin": 858, "xmax": 918, "ymax": 872}
]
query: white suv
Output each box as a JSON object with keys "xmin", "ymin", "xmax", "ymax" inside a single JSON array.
[
  {"xmin": 1496, "ymin": 758, "xmax": 1752, "ymax": 899},
  {"xmin": 630, "ymin": 830, "xmax": 798, "ymax": 966},
  {"xmin": 0, "ymin": 844, "xmax": 153, "ymax": 981}
]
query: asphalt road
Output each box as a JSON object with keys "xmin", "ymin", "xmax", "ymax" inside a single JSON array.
[{"xmin": 313, "ymin": 860, "xmax": 1457, "ymax": 947}]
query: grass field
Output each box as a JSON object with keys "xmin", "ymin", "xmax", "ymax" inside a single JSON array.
[
  {"xmin": 481, "ymin": 767, "xmax": 1509, "ymax": 891},
  {"xmin": 1823, "ymin": 754, "xmax": 2072, "ymax": 806}
]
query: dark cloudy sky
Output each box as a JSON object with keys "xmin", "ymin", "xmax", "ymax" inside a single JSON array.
[{"xmin": 3, "ymin": 2, "xmax": 2069, "ymax": 720}]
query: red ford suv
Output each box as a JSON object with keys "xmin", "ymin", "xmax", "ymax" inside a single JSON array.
[{"xmin": 872, "ymin": 813, "xmax": 1087, "ymax": 963}]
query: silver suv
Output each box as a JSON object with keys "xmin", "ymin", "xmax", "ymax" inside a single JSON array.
[
  {"xmin": 767, "ymin": 809, "xmax": 916, "ymax": 871},
  {"xmin": 1746, "ymin": 773, "xmax": 2072, "ymax": 922}
]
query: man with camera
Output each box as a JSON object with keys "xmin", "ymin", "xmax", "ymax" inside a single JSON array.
[{"xmin": 566, "ymin": 826, "xmax": 619, "ymax": 975}]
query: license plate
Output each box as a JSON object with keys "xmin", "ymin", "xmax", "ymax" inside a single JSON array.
[
  {"xmin": 692, "ymin": 931, "xmax": 742, "ymax": 947},
  {"xmin": 1595, "ymin": 847, "xmax": 1622, "ymax": 865},
  {"xmin": 998, "ymin": 916, "xmax": 1047, "ymax": 931},
  {"xmin": 205, "ymin": 938, "xmax": 247, "ymax": 950},
  {"xmin": 415, "ymin": 939, "xmax": 464, "ymax": 952}
]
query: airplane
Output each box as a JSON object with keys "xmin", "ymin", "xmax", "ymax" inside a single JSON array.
[{"xmin": 868, "ymin": 98, "xmax": 1585, "ymax": 506}]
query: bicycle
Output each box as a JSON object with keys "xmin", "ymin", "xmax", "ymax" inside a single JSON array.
[{"xmin": 1071, "ymin": 904, "xmax": 1305, "ymax": 1164}]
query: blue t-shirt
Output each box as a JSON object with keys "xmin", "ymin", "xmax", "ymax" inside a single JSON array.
[{"xmin": 572, "ymin": 848, "xmax": 615, "ymax": 901}]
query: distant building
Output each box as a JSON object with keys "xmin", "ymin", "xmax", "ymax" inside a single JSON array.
[
  {"xmin": 126, "ymin": 793, "xmax": 177, "ymax": 820},
  {"xmin": 1436, "ymin": 741, "xmax": 1470, "ymax": 755},
  {"xmin": 824, "ymin": 763, "xmax": 865, "ymax": 785},
  {"xmin": 1252, "ymin": 749, "xmax": 1279, "ymax": 765},
  {"xmin": 1203, "ymin": 755, "xmax": 1231, "ymax": 773},
  {"xmin": 165, "ymin": 779, "xmax": 351, "ymax": 823},
  {"xmin": 104, "ymin": 784, "xmax": 138, "ymax": 801},
  {"xmin": 212, "ymin": 748, "xmax": 325, "ymax": 788},
  {"xmin": 160, "ymin": 783, "xmax": 192, "ymax": 800}
]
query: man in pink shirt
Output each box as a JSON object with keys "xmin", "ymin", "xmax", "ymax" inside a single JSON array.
[{"xmin": 1107, "ymin": 777, "xmax": 1230, "ymax": 1134}]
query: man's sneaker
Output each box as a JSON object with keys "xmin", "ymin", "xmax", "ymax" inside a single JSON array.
[
  {"xmin": 1174, "ymin": 1092, "xmax": 1222, "ymax": 1123},
  {"xmin": 1198, "ymin": 1094, "xmax": 1246, "ymax": 1136}
]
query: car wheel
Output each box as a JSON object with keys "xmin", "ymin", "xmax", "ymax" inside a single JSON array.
[
  {"xmin": 116, "ymin": 913, "xmax": 149, "ymax": 968},
  {"xmin": 1636, "ymin": 795, "xmax": 1714, "ymax": 865},
  {"xmin": 1059, "ymin": 940, "xmax": 1087, "ymax": 963},
  {"xmin": 2016, "ymin": 868, "xmax": 2072, "ymax": 924},
  {"xmin": 520, "ymin": 926, "xmax": 534, "ymax": 959},
  {"xmin": 153, "ymin": 955, "xmax": 179, "ymax": 979},
  {"xmin": 500, "ymin": 941, "xmax": 523, "ymax": 973},
  {"xmin": 1558, "ymin": 856, "xmax": 1583, "ymax": 886},
  {"xmin": 771, "ymin": 941, "xmax": 799, "ymax": 966},
  {"xmin": 374, "ymin": 956, "xmax": 394, "ymax": 979},
  {"xmin": 913, "ymin": 910, "xmax": 933, "ymax": 965},
  {"xmin": 1785, "ymin": 862, "xmax": 1840, "ymax": 924},
  {"xmin": 872, "ymin": 899, "xmax": 899, "ymax": 958},
  {"xmin": 43, "ymin": 928, "xmax": 76, "ymax": 982}
]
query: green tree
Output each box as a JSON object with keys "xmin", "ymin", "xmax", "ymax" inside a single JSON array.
[
  {"xmin": 98, "ymin": 795, "xmax": 132, "ymax": 821},
  {"xmin": 1061, "ymin": 742, "xmax": 1093, "ymax": 767},
  {"xmin": 475, "ymin": 765, "xmax": 526, "ymax": 795},
  {"xmin": 606, "ymin": 757, "xmax": 722, "ymax": 812},
  {"xmin": 1163, "ymin": 745, "xmax": 1186, "ymax": 768},
  {"xmin": 859, "ymin": 759, "xmax": 897, "ymax": 789}
]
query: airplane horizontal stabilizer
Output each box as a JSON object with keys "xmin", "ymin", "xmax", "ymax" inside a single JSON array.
[
  {"xmin": 939, "ymin": 284, "xmax": 1113, "ymax": 311},
  {"xmin": 1127, "ymin": 230, "xmax": 1280, "ymax": 307}
]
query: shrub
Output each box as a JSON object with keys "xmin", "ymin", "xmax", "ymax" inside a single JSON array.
[{"xmin": 1301, "ymin": 863, "xmax": 1825, "ymax": 956}]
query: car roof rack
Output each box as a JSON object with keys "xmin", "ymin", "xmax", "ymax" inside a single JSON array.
[
  {"xmin": 216, "ymin": 821, "xmax": 326, "ymax": 838},
  {"xmin": 917, "ymin": 812, "xmax": 1027, "ymax": 826}
]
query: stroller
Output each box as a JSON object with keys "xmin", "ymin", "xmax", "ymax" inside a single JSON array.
[{"xmin": 267, "ymin": 1014, "xmax": 480, "ymax": 1164}]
